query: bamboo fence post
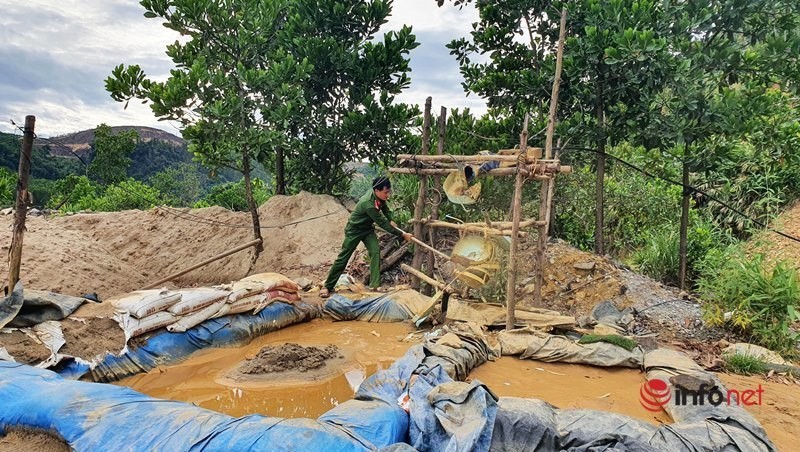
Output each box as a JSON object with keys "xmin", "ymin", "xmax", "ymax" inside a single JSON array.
[
  {"xmin": 506, "ymin": 114, "xmax": 528, "ymax": 330},
  {"xmin": 7, "ymin": 115, "xmax": 35, "ymax": 294},
  {"xmin": 410, "ymin": 97, "xmax": 433, "ymax": 290},
  {"xmin": 534, "ymin": 8, "xmax": 567, "ymax": 306},
  {"xmin": 425, "ymin": 106, "xmax": 447, "ymax": 289}
]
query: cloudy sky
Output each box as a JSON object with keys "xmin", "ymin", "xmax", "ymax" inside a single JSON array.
[{"xmin": 0, "ymin": 0, "xmax": 486, "ymax": 138}]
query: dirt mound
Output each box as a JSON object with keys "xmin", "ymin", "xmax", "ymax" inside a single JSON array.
[
  {"xmin": 748, "ymin": 199, "xmax": 800, "ymax": 270},
  {"xmin": 0, "ymin": 215, "xmax": 149, "ymax": 297},
  {"xmin": 1, "ymin": 192, "xmax": 349, "ymax": 299},
  {"xmin": 239, "ymin": 343, "xmax": 342, "ymax": 374},
  {"xmin": 0, "ymin": 427, "xmax": 70, "ymax": 452}
]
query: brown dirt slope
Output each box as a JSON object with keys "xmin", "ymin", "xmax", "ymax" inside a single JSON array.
[{"xmin": 748, "ymin": 199, "xmax": 800, "ymax": 271}]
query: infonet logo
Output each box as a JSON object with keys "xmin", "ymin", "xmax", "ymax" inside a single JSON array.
[{"xmin": 639, "ymin": 378, "xmax": 764, "ymax": 412}]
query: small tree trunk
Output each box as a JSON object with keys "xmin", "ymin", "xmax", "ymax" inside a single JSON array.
[
  {"xmin": 411, "ymin": 97, "xmax": 433, "ymax": 290},
  {"xmin": 678, "ymin": 144, "xmax": 691, "ymax": 289},
  {"xmin": 242, "ymin": 148, "xmax": 264, "ymax": 263},
  {"xmin": 594, "ymin": 88, "xmax": 606, "ymax": 256},
  {"xmin": 276, "ymin": 146, "xmax": 286, "ymax": 195}
]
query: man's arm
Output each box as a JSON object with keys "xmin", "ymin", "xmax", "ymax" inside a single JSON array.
[{"xmin": 366, "ymin": 206, "xmax": 403, "ymax": 236}]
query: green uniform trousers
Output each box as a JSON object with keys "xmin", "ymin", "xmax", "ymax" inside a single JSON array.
[{"xmin": 324, "ymin": 231, "xmax": 381, "ymax": 290}]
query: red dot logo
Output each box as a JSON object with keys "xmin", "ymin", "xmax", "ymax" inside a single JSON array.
[{"xmin": 640, "ymin": 378, "xmax": 671, "ymax": 412}]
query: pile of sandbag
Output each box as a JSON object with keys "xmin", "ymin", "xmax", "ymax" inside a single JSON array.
[{"xmin": 113, "ymin": 273, "xmax": 302, "ymax": 339}]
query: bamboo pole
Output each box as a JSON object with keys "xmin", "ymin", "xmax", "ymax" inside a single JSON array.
[
  {"xmin": 389, "ymin": 165, "xmax": 570, "ymax": 177},
  {"xmin": 506, "ymin": 114, "xmax": 528, "ymax": 330},
  {"xmin": 7, "ymin": 116, "xmax": 35, "ymax": 294},
  {"xmin": 534, "ymin": 8, "xmax": 568, "ymax": 306},
  {"xmin": 398, "ymin": 153, "xmax": 538, "ymax": 163},
  {"xmin": 424, "ymin": 221, "xmax": 528, "ymax": 237},
  {"xmin": 410, "ymin": 97, "xmax": 433, "ymax": 290},
  {"xmin": 401, "ymin": 264, "xmax": 456, "ymax": 294},
  {"xmin": 425, "ymin": 106, "xmax": 447, "ymax": 288},
  {"xmin": 141, "ymin": 239, "xmax": 263, "ymax": 289}
]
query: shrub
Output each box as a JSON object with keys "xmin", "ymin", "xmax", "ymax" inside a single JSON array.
[
  {"xmin": 699, "ymin": 251, "xmax": 800, "ymax": 355},
  {"xmin": 194, "ymin": 178, "xmax": 272, "ymax": 211},
  {"xmin": 92, "ymin": 179, "xmax": 166, "ymax": 212}
]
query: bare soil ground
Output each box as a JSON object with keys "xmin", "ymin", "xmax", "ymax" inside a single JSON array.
[{"xmin": 0, "ymin": 427, "xmax": 70, "ymax": 452}]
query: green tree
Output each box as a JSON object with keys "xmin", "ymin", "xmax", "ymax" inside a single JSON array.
[
  {"xmin": 88, "ymin": 124, "xmax": 138, "ymax": 185},
  {"xmin": 106, "ymin": 0, "xmax": 313, "ymax": 252},
  {"xmin": 148, "ymin": 162, "xmax": 204, "ymax": 207},
  {"xmin": 440, "ymin": 0, "xmax": 675, "ymax": 254}
]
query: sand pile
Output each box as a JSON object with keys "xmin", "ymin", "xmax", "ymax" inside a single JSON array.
[{"xmin": 0, "ymin": 192, "xmax": 349, "ymax": 298}]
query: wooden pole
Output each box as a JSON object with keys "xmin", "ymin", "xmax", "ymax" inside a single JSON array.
[
  {"xmin": 425, "ymin": 106, "xmax": 447, "ymax": 288},
  {"xmin": 401, "ymin": 263, "xmax": 456, "ymax": 294},
  {"xmin": 506, "ymin": 114, "xmax": 528, "ymax": 330},
  {"xmin": 410, "ymin": 97, "xmax": 433, "ymax": 290},
  {"xmin": 141, "ymin": 238, "xmax": 262, "ymax": 289},
  {"xmin": 534, "ymin": 8, "xmax": 567, "ymax": 307},
  {"xmin": 7, "ymin": 116, "xmax": 35, "ymax": 295}
]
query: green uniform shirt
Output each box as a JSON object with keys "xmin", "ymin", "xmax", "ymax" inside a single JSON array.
[{"xmin": 345, "ymin": 191, "xmax": 404, "ymax": 237}]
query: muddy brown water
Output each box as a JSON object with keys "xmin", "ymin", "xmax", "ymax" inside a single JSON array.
[{"xmin": 117, "ymin": 318, "xmax": 418, "ymax": 418}]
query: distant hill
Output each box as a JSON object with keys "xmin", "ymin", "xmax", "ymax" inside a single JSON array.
[{"xmin": 39, "ymin": 126, "xmax": 186, "ymax": 158}]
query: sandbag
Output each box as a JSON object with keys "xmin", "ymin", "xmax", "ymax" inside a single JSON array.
[
  {"xmin": 111, "ymin": 289, "xmax": 181, "ymax": 319},
  {"xmin": 214, "ymin": 293, "xmax": 269, "ymax": 318},
  {"xmin": 167, "ymin": 299, "xmax": 227, "ymax": 333},
  {"xmin": 168, "ymin": 288, "xmax": 230, "ymax": 315},
  {"xmin": 118, "ymin": 311, "xmax": 178, "ymax": 339},
  {"xmin": 237, "ymin": 272, "xmax": 300, "ymax": 292}
]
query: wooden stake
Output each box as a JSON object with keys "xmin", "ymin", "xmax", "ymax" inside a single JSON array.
[
  {"xmin": 534, "ymin": 8, "xmax": 567, "ymax": 306},
  {"xmin": 425, "ymin": 106, "xmax": 447, "ymax": 286},
  {"xmin": 506, "ymin": 114, "xmax": 528, "ymax": 330},
  {"xmin": 141, "ymin": 239, "xmax": 262, "ymax": 289},
  {"xmin": 410, "ymin": 97, "xmax": 433, "ymax": 290},
  {"xmin": 7, "ymin": 116, "xmax": 35, "ymax": 294}
]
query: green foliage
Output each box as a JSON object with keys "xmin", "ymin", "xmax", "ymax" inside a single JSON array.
[
  {"xmin": 630, "ymin": 212, "xmax": 727, "ymax": 285},
  {"xmin": 127, "ymin": 139, "xmax": 193, "ymax": 181},
  {"xmin": 148, "ymin": 163, "xmax": 204, "ymax": 207},
  {"xmin": 92, "ymin": 179, "xmax": 166, "ymax": 212},
  {"xmin": 699, "ymin": 252, "xmax": 800, "ymax": 354},
  {"xmin": 194, "ymin": 179, "xmax": 272, "ymax": 212},
  {"xmin": 553, "ymin": 148, "xmax": 683, "ymax": 256},
  {"xmin": 723, "ymin": 353, "xmax": 768, "ymax": 376},
  {"xmin": 0, "ymin": 168, "xmax": 16, "ymax": 207},
  {"xmin": 88, "ymin": 124, "xmax": 137, "ymax": 185},
  {"xmin": 0, "ymin": 132, "xmax": 83, "ymax": 180},
  {"xmin": 47, "ymin": 175, "xmax": 101, "ymax": 212}
]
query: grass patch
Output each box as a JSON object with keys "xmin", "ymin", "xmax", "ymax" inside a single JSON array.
[
  {"xmin": 578, "ymin": 334, "xmax": 638, "ymax": 351},
  {"xmin": 723, "ymin": 353, "xmax": 768, "ymax": 376}
]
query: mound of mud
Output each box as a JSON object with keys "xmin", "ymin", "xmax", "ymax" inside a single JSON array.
[{"xmin": 239, "ymin": 343, "xmax": 342, "ymax": 375}]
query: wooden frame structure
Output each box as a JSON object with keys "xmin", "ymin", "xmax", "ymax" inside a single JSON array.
[
  {"xmin": 389, "ymin": 8, "xmax": 569, "ymax": 330},
  {"xmin": 388, "ymin": 117, "xmax": 570, "ymax": 330}
]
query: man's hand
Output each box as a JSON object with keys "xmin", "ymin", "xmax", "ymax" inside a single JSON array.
[{"xmin": 402, "ymin": 232, "xmax": 413, "ymax": 242}]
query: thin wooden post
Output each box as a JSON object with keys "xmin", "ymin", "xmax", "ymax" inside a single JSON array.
[
  {"xmin": 425, "ymin": 106, "xmax": 447, "ymax": 288},
  {"xmin": 7, "ymin": 115, "xmax": 35, "ymax": 294},
  {"xmin": 141, "ymin": 238, "xmax": 263, "ymax": 289},
  {"xmin": 410, "ymin": 97, "xmax": 433, "ymax": 290},
  {"xmin": 506, "ymin": 114, "xmax": 528, "ymax": 330},
  {"xmin": 534, "ymin": 8, "xmax": 567, "ymax": 306}
]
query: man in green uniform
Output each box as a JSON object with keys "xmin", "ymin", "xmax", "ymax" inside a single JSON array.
[{"xmin": 321, "ymin": 176, "xmax": 412, "ymax": 297}]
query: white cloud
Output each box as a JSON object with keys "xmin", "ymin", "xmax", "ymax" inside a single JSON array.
[{"xmin": 0, "ymin": 0, "xmax": 486, "ymax": 137}]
